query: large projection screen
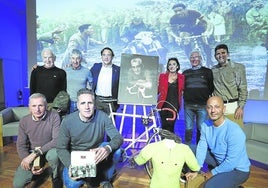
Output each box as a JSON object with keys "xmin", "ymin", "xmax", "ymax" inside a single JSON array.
[{"xmin": 34, "ymin": 0, "xmax": 268, "ymax": 100}]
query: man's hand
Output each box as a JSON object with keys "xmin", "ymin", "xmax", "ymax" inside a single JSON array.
[
  {"xmin": 21, "ymin": 153, "xmax": 36, "ymax": 170},
  {"xmin": 185, "ymin": 171, "xmax": 198, "ymax": 181},
  {"xmin": 202, "ymin": 171, "xmax": 213, "ymax": 180},
  {"xmin": 92, "ymin": 146, "xmax": 111, "ymax": 164},
  {"xmin": 32, "ymin": 64, "xmax": 38, "ymax": 71},
  {"xmin": 235, "ymin": 107, "xmax": 243, "ymax": 120},
  {"xmin": 31, "ymin": 167, "xmax": 44, "ymax": 175}
]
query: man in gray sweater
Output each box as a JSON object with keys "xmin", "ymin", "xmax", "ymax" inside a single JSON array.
[{"xmin": 57, "ymin": 88, "xmax": 123, "ymax": 188}]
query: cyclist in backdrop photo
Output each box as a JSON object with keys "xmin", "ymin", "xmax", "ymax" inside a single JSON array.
[
  {"xmin": 121, "ymin": 17, "xmax": 167, "ymax": 65},
  {"xmin": 169, "ymin": 2, "xmax": 214, "ymax": 67}
]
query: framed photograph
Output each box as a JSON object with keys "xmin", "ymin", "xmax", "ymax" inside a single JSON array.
[{"xmin": 118, "ymin": 53, "xmax": 159, "ymax": 105}]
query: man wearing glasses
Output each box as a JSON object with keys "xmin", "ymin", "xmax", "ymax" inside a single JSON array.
[{"xmin": 183, "ymin": 50, "xmax": 214, "ymax": 145}]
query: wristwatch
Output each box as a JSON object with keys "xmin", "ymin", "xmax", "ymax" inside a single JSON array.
[
  {"xmin": 104, "ymin": 145, "xmax": 112, "ymax": 153},
  {"xmin": 33, "ymin": 148, "xmax": 42, "ymax": 156}
]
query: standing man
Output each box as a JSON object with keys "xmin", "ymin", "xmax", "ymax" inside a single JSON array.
[
  {"xmin": 90, "ymin": 47, "xmax": 120, "ymax": 115},
  {"xmin": 13, "ymin": 93, "xmax": 62, "ymax": 188},
  {"xmin": 65, "ymin": 49, "xmax": 93, "ymax": 113},
  {"xmin": 57, "ymin": 88, "xmax": 123, "ymax": 188},
  {"xmin": 30, "ymin": 48, "xmax": 66, "ymax": 105},
  {"xmin": 183, "ymin": 51, "xmax": 214, "ymax": 144},
  {"xmin": 212, "ymin": 44, "xmax": 247, "ymax": 126},
  {"xmin": 186, "ymin": 96, "xmax": 250, "ymax": 188}
]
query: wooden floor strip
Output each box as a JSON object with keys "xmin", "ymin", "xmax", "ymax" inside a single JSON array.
[{"xmin": 1, "ymin": 143, "xmax": 268, "ymax": 188}]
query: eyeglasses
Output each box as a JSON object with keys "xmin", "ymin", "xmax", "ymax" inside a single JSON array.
[{"xmin": 190, "ymin": 56, "xmax": 200, "ymax": 59}]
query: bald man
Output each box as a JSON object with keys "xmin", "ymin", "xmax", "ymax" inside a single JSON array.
[
  {"xmin": 30, "ymin": 48, "xmax": 67, "ymax": 104},
  {"xmin": 186, "ymin": 96, "xmax": 250, "ymax": 188}
]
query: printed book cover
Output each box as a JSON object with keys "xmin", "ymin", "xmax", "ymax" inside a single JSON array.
[{"xmin": 70, "ymin": 150, "xmax": 96, "ymax": 178}]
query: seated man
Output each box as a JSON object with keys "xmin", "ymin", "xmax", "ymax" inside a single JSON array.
[
  {"xmin": 187, "ymin": 96, "xmax": 250, "ymax": 188},
  {"xmin": 134, "ymin": 129, "xmax": 200, "ymax": 188},
  {"xmin": 57, "ymin": 88, "xmax": 123, "ymax": 188},
  {"xmin": 13, "ymin": 93, "xmax": 62, "ymax": 188}
]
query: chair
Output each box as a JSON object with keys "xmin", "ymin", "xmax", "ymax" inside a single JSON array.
[{"xmin": 0, "ymin": 107, "xmax": 29, "ymax": 150}]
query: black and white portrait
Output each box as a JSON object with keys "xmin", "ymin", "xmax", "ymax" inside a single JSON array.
[{"xmin": 118, "ymin": 53, "xmax": 159, "ymax": 105}]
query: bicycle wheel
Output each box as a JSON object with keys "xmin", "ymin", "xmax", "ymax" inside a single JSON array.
[{"xmin": 144, "ymin": 128, "xmax": 162, "ymax": 178}]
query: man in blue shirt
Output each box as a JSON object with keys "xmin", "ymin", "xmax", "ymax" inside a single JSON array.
[
  {"xmin": 187, "ymin": 96, "xmax": 250, "ymax": 188},
  {"xmin": 65, "ymin": 49, "xmax": 93, "ymax": 113}
]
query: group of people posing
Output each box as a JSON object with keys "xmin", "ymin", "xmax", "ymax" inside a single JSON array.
[
  {"xmin": 144, "ymin": 43, "xmax": 249, "ymax": 188},
  {"xmin": 13, "ymin": 43, "xmax": 250, "ymax": 188}
]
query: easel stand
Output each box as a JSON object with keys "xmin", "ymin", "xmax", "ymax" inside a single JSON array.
[{"xmin": 110, "ymin": 104, "xmax": 159, "ymax": 152}]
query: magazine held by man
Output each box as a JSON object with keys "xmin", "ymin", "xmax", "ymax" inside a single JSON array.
[{"xmin": 70, "ymin": 150, "xmax": 96, "ymax": 178}]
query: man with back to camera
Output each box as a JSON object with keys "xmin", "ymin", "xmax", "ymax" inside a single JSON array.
[{"xmin": 186, "ymin": 96, "xmax": 250, "ymax": 188}]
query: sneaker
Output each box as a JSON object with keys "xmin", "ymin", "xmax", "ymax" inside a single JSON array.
[
  {"xmin": 102, "ymin": 181, "xmax": 113, "ymax": 188},
  {"xmin": 180, "ymin": 175, "xmax": 187, "ymax": 183}
]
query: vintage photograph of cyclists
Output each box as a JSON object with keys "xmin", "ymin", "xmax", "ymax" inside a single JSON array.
[{"xmin": 36, "ymin": 0, "xmax": 268, "ymax": 99}]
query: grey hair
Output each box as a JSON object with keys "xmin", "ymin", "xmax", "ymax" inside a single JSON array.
[
  {"xmin": 77, "ymin": 88, "xmax": 95, "ymax": 101},
  {"xmin": 29, "ymin": 93, "xmax": 47, "ymax": 105}
]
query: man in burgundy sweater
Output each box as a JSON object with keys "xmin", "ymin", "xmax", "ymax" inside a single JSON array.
[{"xmin": 13, "ymin": 93, "xmax": 62, "ymax": 188}]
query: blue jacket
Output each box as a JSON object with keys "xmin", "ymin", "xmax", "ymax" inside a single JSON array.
[{"xmin": 90, "ymin": 63, "xmax": 120, "ymax": 100}]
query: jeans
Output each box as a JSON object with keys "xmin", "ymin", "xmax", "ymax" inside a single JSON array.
[
  {"xmin": 13, "ymin": 148, "xmax": 61, "ymax": 188},
  {"xmin": 189, "ymin": 145, "xmax": 250, "ymax": 188},
  {"xmin": 62, "ymin": 142, "xmax": 122, "ymax": 188},
  {"xmin": 184, "ymin": 104, "xmax": 207, "ymax": 144}
]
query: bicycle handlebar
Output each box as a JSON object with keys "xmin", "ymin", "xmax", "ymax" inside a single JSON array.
[{"xmin": 160, "ymin": 107, "xmax": 177, "ymax": 121}]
